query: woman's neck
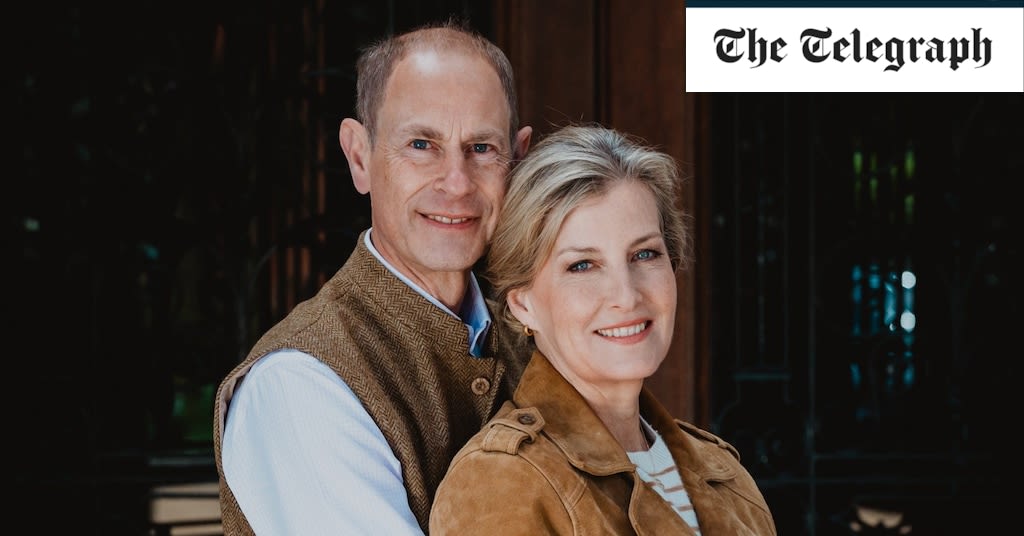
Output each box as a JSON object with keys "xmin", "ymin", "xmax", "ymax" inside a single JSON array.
[
  {"xmin": 545, "ymin": 353, "xmax": 649, "ymax": 452},
  {"xmin": 583, "ymin": 387, "xmax": 647, "ymax": 452}
]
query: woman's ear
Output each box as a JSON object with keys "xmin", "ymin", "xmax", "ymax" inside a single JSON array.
[
  {"xmin": 506, "ymin": 287, "xmax": 536, "ymax": 331},
  {"xmin": 339, "ymin": 118, "xmax": 371, "ymax": 194}
]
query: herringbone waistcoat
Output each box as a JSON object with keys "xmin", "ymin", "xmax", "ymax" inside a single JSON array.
[{"xmin": 213, "ymin": 232, "xmax": 528, "ymax": 534}]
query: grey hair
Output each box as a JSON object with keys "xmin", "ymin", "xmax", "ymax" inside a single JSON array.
[
  {"xmin": 486, "ymin": 124, "xmax": 692, "ymax": 329},
  {"xmin": 354, "ymin": 17, "xmax": 520, "ymax": 146}
]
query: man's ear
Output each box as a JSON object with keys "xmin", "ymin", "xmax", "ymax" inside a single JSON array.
[
  {"xmin": 339, "ymin": 118, "xmax": 371, "ymax": 194},
  {"xmin": 513, "ymin": 126, "xmax": 533, "ymax": 161},
  {"xmin": 506, "ymin": 287, "xmax": 536, "ymax": 331}
]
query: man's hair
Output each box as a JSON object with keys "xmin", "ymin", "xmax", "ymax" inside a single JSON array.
[
  {"xmin": 486, "ymin": 124, "xmax": 693, "ymax": 331},
  {"xmin": 354, "ymin": 18, "xmax": 520, "ymax": 146}
]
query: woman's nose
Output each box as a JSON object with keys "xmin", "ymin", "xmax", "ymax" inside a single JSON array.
[{"xmin": 607, "ymin": 268, "xmax": 643, "ymax": 309}]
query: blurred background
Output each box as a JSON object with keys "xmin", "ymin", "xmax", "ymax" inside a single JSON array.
[{"xmin": 10, "ymin": 1, "xmax": 1020, "ymax": 534}]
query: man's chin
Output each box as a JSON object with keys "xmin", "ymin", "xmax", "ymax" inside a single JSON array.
[{"xmin": 418, "ymin": 244, "xmax": 485, "ymax": 273}]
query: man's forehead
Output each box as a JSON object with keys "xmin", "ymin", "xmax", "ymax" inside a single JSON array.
[
  {"xmin": 395, "ymin": 46, "xmax": 493, "ymax": 79},
  {"xmin": 399, "ymin": 48, "xmax": 449, "ymax": 74},
  {"xmin": 378, "ymin": 49, "xmax": 509, "ymax": 140}
]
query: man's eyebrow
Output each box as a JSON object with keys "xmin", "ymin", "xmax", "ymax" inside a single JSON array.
[
  {"xmin": 468, "ymin": 127, "xmax": 507, "ymax": 143},
  {"xmin": 400, "ymin": 123, "xmax": 444, "ymax": 140},
  {"xmin": 399, "ymin": 123, "xmax": 506, "ymax": 145}
]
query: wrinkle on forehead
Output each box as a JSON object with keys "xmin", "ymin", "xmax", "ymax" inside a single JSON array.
[{"xmin": 380, "ymin": 48, "xmax": 510, "ymax": 151}]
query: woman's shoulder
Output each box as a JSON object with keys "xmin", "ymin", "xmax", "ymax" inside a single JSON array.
[
  {"xmin": 673, "ymin": 418, "xmax": 741, "ymax": 461},
  {"xmin": 432, "ymin": 402, "xmax": 578, "ymax": 534},
  {"xmin": 474, "ymin": 403, "xmax": 546, "ymax": 456},
  {"xmin": 448, "ymin": 401, "xmax": 575, "ymax": 477}
]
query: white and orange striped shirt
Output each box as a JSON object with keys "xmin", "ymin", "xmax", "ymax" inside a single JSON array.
[{"xmin": 627, "ymin": 419, "xmax": 702, "ymax": 534}]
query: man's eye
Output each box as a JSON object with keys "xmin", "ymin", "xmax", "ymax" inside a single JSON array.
[
  {"xmin": 471, "ymin": 143, "xmax": 490, "ymax": 154},
  {"xmin": 411, "ymin": 139, "xmax": 429, "ymax": 150},
  {"xmin": 568, "ymin": 261, "xmax": 592, "ymax": 273}
]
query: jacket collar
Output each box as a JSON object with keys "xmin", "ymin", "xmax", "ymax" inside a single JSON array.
[
  {"xmin": 512, "ymin": 350, "xmax": 739, "ymax": 485},
  {"xmin": 639, "ymin": 388, "xmax": 739, "ymax": 484},
  {"xmin": 512, "ymin": 351, "xmax": 639, "ymax": 475}
]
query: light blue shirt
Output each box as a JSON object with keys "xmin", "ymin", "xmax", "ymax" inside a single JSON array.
[{"xmin": 222, "ymin": 229, "xmax": 493, "ymax": 535}]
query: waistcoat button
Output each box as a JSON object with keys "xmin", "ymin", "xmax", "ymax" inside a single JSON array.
[{"xmin": 471, "ymin": 377, "xmax": 490, "ymax": 395}]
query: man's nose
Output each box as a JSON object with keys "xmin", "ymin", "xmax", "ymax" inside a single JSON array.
[{"xmin": 435, "ymin": 150, "xmax": 474, "ymax": 196}]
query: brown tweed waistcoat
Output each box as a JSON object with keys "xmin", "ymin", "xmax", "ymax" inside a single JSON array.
[{"xmin": 213, "ymin": 231, "xmax": 528, "ymax": 534}]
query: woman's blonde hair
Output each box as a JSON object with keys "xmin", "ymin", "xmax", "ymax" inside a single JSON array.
[{"xmin": 486, "ymin": 124, "xmax": 692, "ymax": 330}]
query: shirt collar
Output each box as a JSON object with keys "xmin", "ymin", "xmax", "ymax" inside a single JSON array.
[{"xmin": 364, "ymin": 228, "xmax": 492, "ymax": 357}]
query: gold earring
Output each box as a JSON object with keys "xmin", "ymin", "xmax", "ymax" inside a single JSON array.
[{"xmin": 523, "ymin": 325, "xmax": 534, "ymax": 337}]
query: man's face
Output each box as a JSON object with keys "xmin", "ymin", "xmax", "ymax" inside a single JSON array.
[{"xmin": 365, "ymin": 48, "xmax": 514, "ymax": 295}]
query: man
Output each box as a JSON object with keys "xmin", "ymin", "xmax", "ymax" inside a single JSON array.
[{"xmin": 213, "ymin": 19, "xmax": 532, "ymax": 535}]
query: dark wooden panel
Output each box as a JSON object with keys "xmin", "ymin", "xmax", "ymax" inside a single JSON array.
[
  {"xmin": 602, "ymin": 0, "xmax": 700, "ymax": 424},
  {"xmin": 493, "ymin": 0, "xmax": 709, "ymax": 424},
  {"xmin": 494, "ymin": 0, "xmax": 597, "ymax": 135}
]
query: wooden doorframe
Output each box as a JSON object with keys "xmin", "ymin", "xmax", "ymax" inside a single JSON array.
[{"xmin": 493, "ymin": 0, "xmax": 712, "ymax": 425}]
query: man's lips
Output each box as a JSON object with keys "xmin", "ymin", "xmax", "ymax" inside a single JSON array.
[{"xmin": 424, "ymin": 214, "xmax": 472, "ymax": 224}]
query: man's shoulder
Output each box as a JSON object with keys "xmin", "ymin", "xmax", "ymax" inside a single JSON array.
[{"xmin": 255, "ymin": 244, "xmax": 395, "ymax": 342}]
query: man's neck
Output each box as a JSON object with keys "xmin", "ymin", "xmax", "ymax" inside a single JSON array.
[{"xmin": 363, "ymin": 229, "xmax": 470, "ymax": 316}]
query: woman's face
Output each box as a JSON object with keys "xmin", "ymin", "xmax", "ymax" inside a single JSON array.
[{"xmin": 509, "ymin": 180, "xmax": 677, "ymax": 391}]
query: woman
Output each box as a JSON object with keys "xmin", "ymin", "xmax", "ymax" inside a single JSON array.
[{"xmin": 429, "ymin": 125, "xmax": 776, "ymax": 535}]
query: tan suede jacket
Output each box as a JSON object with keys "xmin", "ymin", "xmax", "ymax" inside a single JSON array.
[{"xmin": 430, "ymin": 352, "xmax": 777, "ymax": 535}]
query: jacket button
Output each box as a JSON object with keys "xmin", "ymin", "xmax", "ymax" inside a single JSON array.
[
  {"xmin": 471, "ymin": 377, "xmax": 490, "ymax": 395},
  {"xmin": 518, "ymin": 414, "xmax": 535, "ymax": 425}
]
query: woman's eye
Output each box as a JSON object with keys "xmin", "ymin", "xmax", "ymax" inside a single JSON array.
[
  {"xmin": 411, "ymin": 139, "xmax": 429, "ymax": 150},
  {"xmin": 568, "ymin": 260, "xmax": 592, "ymax": 273},
  {"xmin": 635, "ymin": 249, "xmax": 661, "ymax": 261}
]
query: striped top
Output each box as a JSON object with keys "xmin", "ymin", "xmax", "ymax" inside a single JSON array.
[{"xmin": 627, "ymin": 419, "xmax": 702, "ymax": 534}]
